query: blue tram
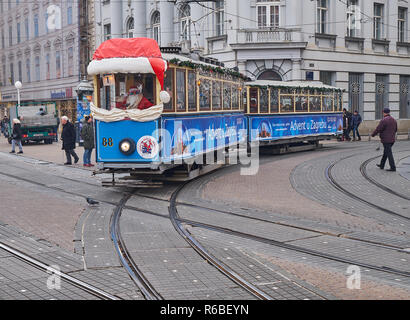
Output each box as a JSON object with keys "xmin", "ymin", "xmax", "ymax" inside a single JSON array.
[
  {"xmin": 87, "ymin": 38, "xmax": 343, "ymax": 185},
  {"xmin": 244, "ymin": 81, "xmax": 343, "ymax": 152}
]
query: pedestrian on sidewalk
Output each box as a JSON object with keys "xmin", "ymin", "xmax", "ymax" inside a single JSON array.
[
  {"xmin": 351, "ymin": 110, "xmax": 362, "ymax": 141},
  {"xmin": 61, "ymin": 116, "xmax": 79, "ymax": 165},
  {"xmin": 343, "ymin": 108, "xmax": 352, "ymax": 141},
  {"xmin": 1, "ymin": 117, "xmax": 5, "ymax": 136},
  {"xmin": 80, "ymin": 115, "xmax": 95, "ymax": 167},
  {"xmin": 371, "ymin": 107, "xmax": 397, "ymax": 172},
  {"xmin": 10, "ymin": 118, "xmax": 23, "ymax": 154},
  {"xmin": 53, "ymin": 116, "xmax": 60, "ymax": 142}
]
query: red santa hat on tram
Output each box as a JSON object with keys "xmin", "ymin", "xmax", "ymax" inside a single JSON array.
[{"xmin": 87, "ymin": 38, "xmax": 170, "ymax": 104}]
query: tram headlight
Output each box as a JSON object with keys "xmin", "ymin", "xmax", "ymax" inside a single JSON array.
[
  {"xmin": 118, "ymin": 138, "xmax": 136, "ymax": 156},
  {"xmin": 120, "ymin": 141, "xmax": 131, "ymax": 152}
]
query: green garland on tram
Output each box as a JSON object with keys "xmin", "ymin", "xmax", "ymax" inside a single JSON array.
[{"xmin": 168, "ymin": 58, "xmax": 248, "ymax": 80}]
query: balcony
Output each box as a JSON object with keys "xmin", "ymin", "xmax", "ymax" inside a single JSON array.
[{"xmin": 235, "ymin": 28, "xmax": 304, "ymax": 44}]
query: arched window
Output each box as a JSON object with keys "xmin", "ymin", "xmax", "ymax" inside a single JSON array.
[
  {"xmin": 180, "ymin": 5, "xmax": 191, "ymax": 40},
  {"xmin": 257, "ymin": 70, "xmax": 282, "ymax": 81},
  {"xmin": 126, "ymin": 17, "xmax": 134, "ymax": 38},
  {"xmin": 151, "ymin": 11, "xmax": 160, "ymax": 44}
]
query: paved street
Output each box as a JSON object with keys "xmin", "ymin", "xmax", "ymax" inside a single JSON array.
[{"xmin": 0, "ymin": 136, "xmax": 410, "ymax": 300}]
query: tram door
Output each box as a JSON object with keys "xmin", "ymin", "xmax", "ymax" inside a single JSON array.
[{"xmin": 400, "ymin": 76, "xmax": 410, "ymax": 119}]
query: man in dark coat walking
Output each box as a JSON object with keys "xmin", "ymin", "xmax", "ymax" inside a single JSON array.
[
  {"xmin": 61, "ymin": 116, "xmax": 79, "ymax": 165},
  {"xmin": 371, "ymin": 107, "xmax": 398, "ymax": 171},
  {"xmin": 80, "ymin": 115, "xmax": 95, "ymax": 167},
  {"xmin": 351, "ymin": 110, "xmax": 362, "ymax": 141},
  {"xmin": 10, "ymin": 118, "xmax": 23, "ymax": 154}
]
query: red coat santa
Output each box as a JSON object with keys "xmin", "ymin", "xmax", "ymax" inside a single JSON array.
[{"xmin": 126, "ymin": 86, "xmax": 154, "ymax": 110}]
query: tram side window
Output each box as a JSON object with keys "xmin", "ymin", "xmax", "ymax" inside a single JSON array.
[
  {"xmin": 260, "ymin": 88, "xmax": 269, "ymax": 113},
  {"xmin": 249, "ymin": 88, "xmax": 258, "ymax": 113},
  {"xmin": 223, "ymin": 83, "xmax": 232, "ymax": 110},
  {"xmin": 212, "ymin": 81, "xmax": 222, "ymax": 110},
  {"xmin": 188, "ymin": 71, "xmax": 197, "ymax": 111},
  {"xmin": 336, "ymin": 92, "xmax": 343, "ymax": 111},
  {"xmin": 176, "ymin": 69, "xmax": 186, "ymax": 111},
  {"xmin": 199, "ymin": 78, "xmax": 211, "ymax": 110},
  {"xmin": 163, "ymin": 68, "xmax": 174, "ymax": 111},
  {"xmin": 270, "ymin": 88, "xmax": 279, "ymax": 113},
  {"xmin": 232, "ymin": 85, "xmax": 239, "ymax": 110},
  {"xmin": 309, "ymin": 90, "xmax": 322, "ymax": 112},
  {"xmin": 243, "ymin": 88, "xmax": 247, "ymax": 112},
  {"xmin": 322, "ymin": 94, "xmax": 333, "ymax": 112},
  {"xmin": 280, "ymin": 88, "xmax": 294, "ymax": 113},
  {"xmin": 295, "ymin": 89, "xmax": 308, "ymax": 112}
]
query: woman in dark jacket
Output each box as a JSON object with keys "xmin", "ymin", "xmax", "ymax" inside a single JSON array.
[
  {"xmin": 61, "ymin": 116, "xmax": 79, "ymax": 165},
  {"xmin": 10, "ymin": 118, "xmax": 23, "ymax": 154},
  {"xmin": 80, "ymin": 115, "xmax": 95, "ymax": 167}
]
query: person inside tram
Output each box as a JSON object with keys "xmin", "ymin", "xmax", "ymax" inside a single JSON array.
[
  {"xmin": 115, "ymin": 94, "xmax": 128, "ymax": 110},
  {"xmin": 126, "ymin": 80, "xmax": 154, "ymax": 110},
  {"xmin": 36, "ymin": 108, "xmax": 46, "ymax": 116}
]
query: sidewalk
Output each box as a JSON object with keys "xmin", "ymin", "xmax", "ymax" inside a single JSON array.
[{"xmin": 0, "ymin": 136, "xmax": 94, "ymax": 169}]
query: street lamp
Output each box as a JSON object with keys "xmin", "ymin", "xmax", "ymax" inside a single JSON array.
[{"xmin": 14, "ymin": 81, "xmax": 22, "ymax": 107}]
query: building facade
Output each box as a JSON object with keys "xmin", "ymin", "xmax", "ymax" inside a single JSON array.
[
  {"xmin": 91, "ymin": 0, "xmax": 410, "ymax": 129},
  {"xmin": 0, "ymin": 0, "xmax": 85, "ymax": 121}
]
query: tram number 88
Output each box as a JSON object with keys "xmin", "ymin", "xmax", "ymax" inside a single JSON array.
[{"xmin": 102, "ymin": 137, "xmax": 113, "ymax": 147}]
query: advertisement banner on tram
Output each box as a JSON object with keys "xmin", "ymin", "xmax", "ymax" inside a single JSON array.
[
  {"xmin": 161, "ymin": 113, "xmax": 246, "ymax": 162},
  {"xmin": 249, "ymin": 113, "xmax": 343, "ymax": 141}
]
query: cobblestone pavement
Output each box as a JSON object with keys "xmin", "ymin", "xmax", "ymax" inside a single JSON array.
[
  {"xmin": 398, "ymin": 155, "xmax": 410, "ymax": 182},
  {"xmin": 0, "ymin": 138, "xmax": 94, "ymax": 168},
  {"xmin": 1, "ymin": 137, "xmax": 410, "ymax": 300},
  {"xmin": 187, "ymin": 140, "xmax": 410, "ymax": 299}
]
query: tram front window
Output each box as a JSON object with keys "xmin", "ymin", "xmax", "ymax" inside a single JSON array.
[{"xmin": 112, "ymin": 73, "xmax": 155, "ymax": 110}]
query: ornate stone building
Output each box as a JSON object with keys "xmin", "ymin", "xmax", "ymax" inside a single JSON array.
[
  {"xmin": 90, "ymin": 0, "xmax": 410, "ymax": 129},
  {"xmin": 0, "ymin": 0, "xmax": 86, "ymax": 122}
]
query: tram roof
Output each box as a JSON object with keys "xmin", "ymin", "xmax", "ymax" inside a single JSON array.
[
  {"xmin": 246, "ymin": 80, "xmax": 344, "ymax": 91},
  {"xmin": 162, "ymin": 53, "xmax": 247, "ymax": 80}
]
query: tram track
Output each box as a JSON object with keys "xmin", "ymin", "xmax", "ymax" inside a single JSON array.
[
  {"xmin": 0, "ymin": 163, "xmax": 166, "ymax": 300},
  {"xmin": 359, "ymin": 154, "xmax": 410, "ymax": 201},
  {"xmin": 165, "ymin": 179, "xmax": 410, "ymax": 301},
  {"xmin": 325, "ymin": 153, "xmax": 410, "ymax": 223},
  {"xmin": 169, "ymin": 183, "xmax": 275, "ymax": 300},
  {"xmin": 128, "ymin": 186, "xmax": 410, "ymax": 252},
  {"xmin": 0, "ymin": 241, "xmax": 119, "ymax": 300},
  {"xmin": 110, "ymin": 194, "xmax": 163, "ymax": 300},
  {"xmin": 3, "ymin": 152, "xmax": 409, "ymax": 294},
  {"xmin": 173, "ymin": 215, "xmax": 410, "ymax": 278},
  {"xmin": 1, "ymin": 145, "xmax": 409, "ymax": 299},
  {"xmin": 0, "ymin": 160, "xmax": 162, "ymax": 300}
]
